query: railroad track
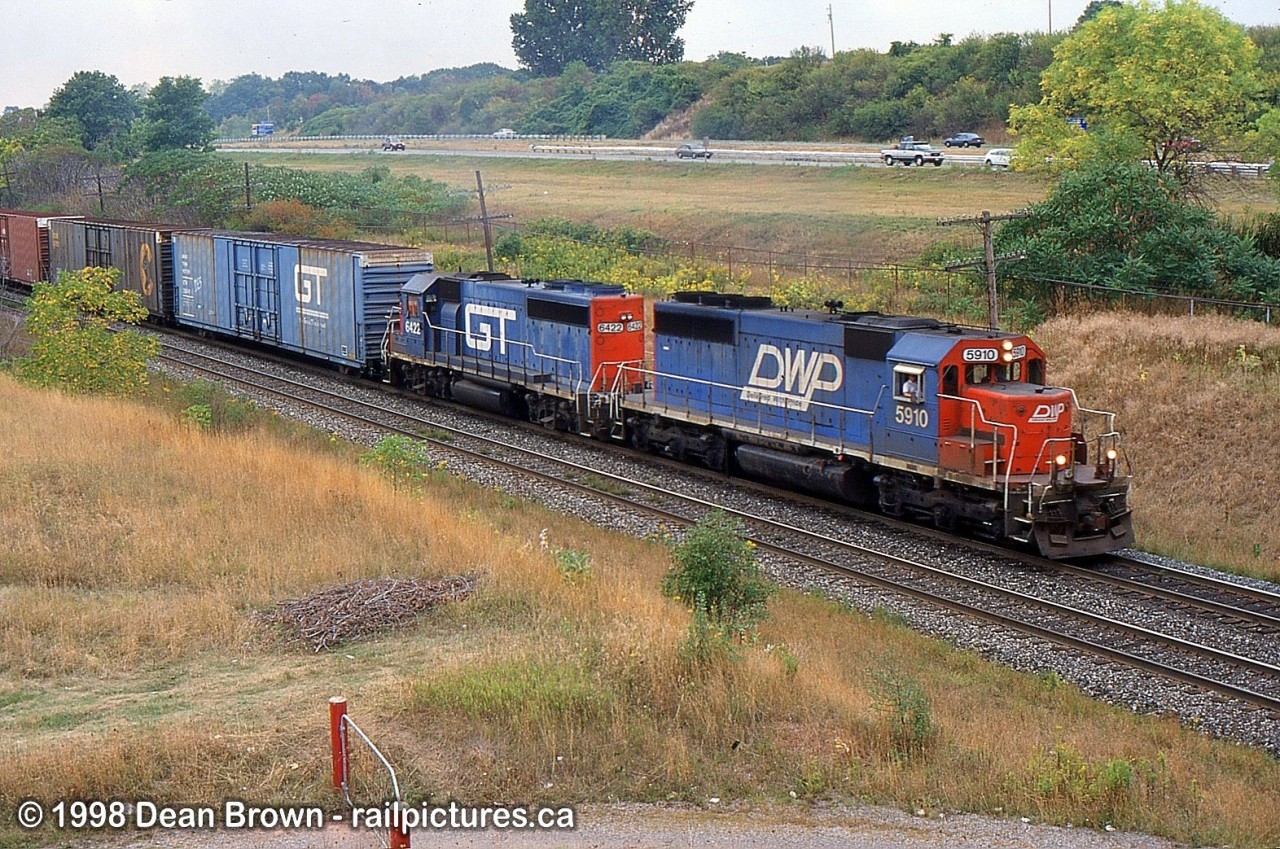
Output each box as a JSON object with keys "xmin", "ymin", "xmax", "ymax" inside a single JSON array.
[
  {"xmin": 1086, "ymin": 553, "xmax": 1280, "ymax": 628},
  {"xmin": 156, "ymin": 339, "xmax": 1280, "ymax": 721}
]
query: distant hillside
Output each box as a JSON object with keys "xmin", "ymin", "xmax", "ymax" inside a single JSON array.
[{"xmin": 209, "ymin": 24, "xmax": 1280, "ymax": 143}]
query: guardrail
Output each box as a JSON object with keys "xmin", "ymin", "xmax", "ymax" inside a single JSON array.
[
  {"xmin": 214, "ymin": 133, "xmax": 608, "ymax": 144},
  {"xmin": 1197, "ymin": 161, "xmax": 1271, "ymax": 177},
  {"xmin": 214, "ymin": 136, "xmax": 1275, "ymax": 177}
]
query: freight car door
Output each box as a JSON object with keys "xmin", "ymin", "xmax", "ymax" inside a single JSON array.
[{"xmin": 232, "ymin": 242, "xmax": 280, "ymax": 342}]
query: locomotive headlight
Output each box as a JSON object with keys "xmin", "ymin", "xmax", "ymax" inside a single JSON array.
[
  {"xmin": 1055, "ymin": 454, "xmax": 1069, "ymax": 467},
  {"xmin": 1106, "ymin": 449, "xmax": 1117, "ymax": 461},
  {"xmin": 1002, "ymin": 340, "xmax": 1014, "ymax": 351},
  {"xmin": 1002, "ymin": 352, "xmax": 1014, "ymax": 362}
]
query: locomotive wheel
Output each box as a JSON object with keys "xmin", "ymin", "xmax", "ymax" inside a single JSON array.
[
  {"xmin": 932, "ymin": 505, "xmax": 956, "ymax": 532},
  {"xmin": 630, "ymin": 427, "xmax": 653, "ymax": 454},
  {"xmin": 704, "ymin": 440, "xmax": 728, "ymax": 473},
  {"xmin": 877, "ymin": 479, "xmax": 903, "ymax": 517}
]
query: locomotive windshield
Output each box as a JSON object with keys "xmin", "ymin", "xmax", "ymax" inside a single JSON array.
[
  {"xmin": 964, "ymin": 358, "xmax": 1046, "ymax": 386},
  {"xmin": 966, "ymin": 363, "xmax": 1021, "ymax": 384}
]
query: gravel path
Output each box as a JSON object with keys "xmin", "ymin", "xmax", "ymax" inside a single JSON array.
[{"xmin": 116, "ymin": 803, "xmax": 1191, "ymax": 849}]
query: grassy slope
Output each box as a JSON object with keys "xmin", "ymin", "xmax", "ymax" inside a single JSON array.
[
  {"xmin": 1039, "ymin": 313, "xmax": 1280, "ymax": 577},
  {"xmin": 0, "ymin": 377, "xmax": 1278, "ymax": 848},
  {"xmin": 223, "ymin": 151, "xmax": 1055, "ymax": 263}
]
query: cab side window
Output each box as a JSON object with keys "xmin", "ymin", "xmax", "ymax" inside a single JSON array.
[
  {"xmin": 894, "ymin": 367, "xmax": 924, "ymax": 403},
  {"xmin": 966, "ymin": 364, "xmax": 993, "ymax": 385}
]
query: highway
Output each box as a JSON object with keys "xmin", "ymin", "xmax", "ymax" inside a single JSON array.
[{"xmin": 216, "ymin": 140, "xmax": 990, "ymax": 168}]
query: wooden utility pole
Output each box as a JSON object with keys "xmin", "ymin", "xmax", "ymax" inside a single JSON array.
[
  {"xmin": 475, "ymin": 170, "xmax": 495, "ymax": 273},
  {"xmin": 827, "ymin": 5, "xmax": 835, "ymax": 58},
  {"xmin": 1, "ymin": 158, "xmax": 13, "ymax": 207},
  {"xmin": 938, "ymin": 209, "xmax": 1030, "ymax": 329}
]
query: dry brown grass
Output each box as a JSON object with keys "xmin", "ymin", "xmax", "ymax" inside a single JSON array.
[
  {"xmin": 1, "ymin": 374, "xmax": 1279, "ymax": 847},
  {"xmin": 1038, "ymin": 311, "xmax": 1280, "ymax": 577}
]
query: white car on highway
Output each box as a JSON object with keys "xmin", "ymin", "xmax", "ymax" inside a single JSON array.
[{"xmin": 983, "ymin": 148, "xmax": 1013, "ymax": 168}]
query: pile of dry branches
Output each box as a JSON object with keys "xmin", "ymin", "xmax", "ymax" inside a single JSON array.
[{"xmin": 256, "ymin": 575, "xmax": 477, "ymax": 651}]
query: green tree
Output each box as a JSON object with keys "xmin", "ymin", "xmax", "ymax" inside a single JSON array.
[
  {"xmin": 661, "ymin": 511, "xmax": 773, "ymax": 627},
  {"xmin": 17, "ymin": 267, "xmax": 159, "ymax": 395},
  {"xmin": 995, "ymin": 160, "xmax": 1280, "ymax": 301},
  {"xmin": 45, "ymin": 70, "xmax": 139, "ymax": 151},
  {"xmin": 1010, "ymin": 0, "xmax": 1265, "ymax": 174},
  {"xmin": 140, "ymin": 76, "xmax": 215, "ymax": 151},
  {"xmin": 511, "ymin": 0, "xmax": 694, "ymax": 76}
]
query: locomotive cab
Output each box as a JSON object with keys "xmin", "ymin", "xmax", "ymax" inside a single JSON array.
[{"xmin": 937, "ymin": 339, "xmax": 1133, "ymax": 556}]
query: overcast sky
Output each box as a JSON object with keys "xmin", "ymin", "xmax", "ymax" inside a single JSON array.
[{"xmin": 2, "ymin": 0, "xmax": 1276, "ymax": 109}]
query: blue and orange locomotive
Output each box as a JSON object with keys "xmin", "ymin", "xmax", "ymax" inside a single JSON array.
[{"xmin": 384, "ymin": 279, "xmax": 1132, "ymax": 558}]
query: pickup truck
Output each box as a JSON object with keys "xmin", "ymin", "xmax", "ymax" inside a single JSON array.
[{"xmin": 881, "ymin": 139, "xmax": 944, "ymax": 167}]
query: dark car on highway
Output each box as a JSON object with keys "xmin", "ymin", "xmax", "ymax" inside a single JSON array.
[
  {"xmin": 675, "ymin": 143, "xmax": 712, "ymax": 160},
  {"xmin": 944, "ymin": 132, "xmax": 985, "ymax": 148}
]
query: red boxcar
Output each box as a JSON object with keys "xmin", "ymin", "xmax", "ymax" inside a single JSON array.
[{"xmin": 0, "ymin": 209, "xmax": 83, "ymax": 286}]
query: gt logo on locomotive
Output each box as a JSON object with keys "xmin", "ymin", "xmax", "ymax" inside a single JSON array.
[
  {"xmin": 740, "ymin": 344, "xmax": 843, "ymax": 412},
  {"xmin": 465, "ymin": 304, "xmax": 516, "ymax": 353}
]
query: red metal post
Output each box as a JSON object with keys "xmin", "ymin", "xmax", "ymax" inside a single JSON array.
[
  {"xmin": 328, "ymin": 697, "xmax": 348, "ymax": 790},
  {"xmin": 390, "ymin": 804, "xmax": 411, "ymax": 849}
]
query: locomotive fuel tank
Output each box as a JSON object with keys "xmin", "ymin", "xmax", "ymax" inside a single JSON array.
[
  {"xmin": 450, "ymin": 377, "xmax": 525, "ymax": 418},
  {"xmin": 735, "ymin": 444, "xmax": 875, "ymax": 504}
]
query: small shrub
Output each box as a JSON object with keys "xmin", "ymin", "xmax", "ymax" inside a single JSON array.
[
  {"xmin": 553, "ymin": 548, "xmax": 593, "ymax": 585},
  {"xmin": 869, "ymin": 669, "xmax": 934, "ymax": 758},
  {"xmin": 360, "ymin": 435, "xmax": 432, "ymax": 492},
  {"xmin": 676, "ymin": 599, "xmax": 737, "ymax": 669},
  {"xmin": 661, "ymin": 511, "xmax": 773, "ymax": 631},
  {"xmin": 182, "ymin": 403, "xmax": 213, "ymax": 429},
  {"xmin": 170, "ymin": 380, "xmax": 258, "ymax": 432}
]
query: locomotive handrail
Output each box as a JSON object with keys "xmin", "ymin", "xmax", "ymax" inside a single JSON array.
[
  {"xmin": 938, "ymin": 393, "xmax": 1018, "ymax": 509},
  {"xmin": 416, "ymin": 313, "xmax": 586, "ymax": 392},
  {"xmin": 380, "ymin": 306, "xmax": 399, "ymax": 375},
  {"xmin": 614, "ymin": 363, "xmax": 876, "ymax": 457},
  {"xmin": 1051, "ymin": 387, "xmax": 1117, "ymax": 439}
]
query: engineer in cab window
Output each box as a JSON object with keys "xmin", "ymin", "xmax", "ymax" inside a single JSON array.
[{"xmin": 901, "ymin": 375, "xmax": 918, "ymax": 401}]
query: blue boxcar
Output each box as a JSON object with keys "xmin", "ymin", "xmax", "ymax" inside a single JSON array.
[
  {"xmin": 648, "ymin": 294, "xmax": 962, "ymax": 468},
  {"xmin": 388, "ymin": 271, "xmax": 646, "ymax": 396},
  {"xmin": 172, "ymin": 231, "xmax": 433, "ymax": 371}
]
